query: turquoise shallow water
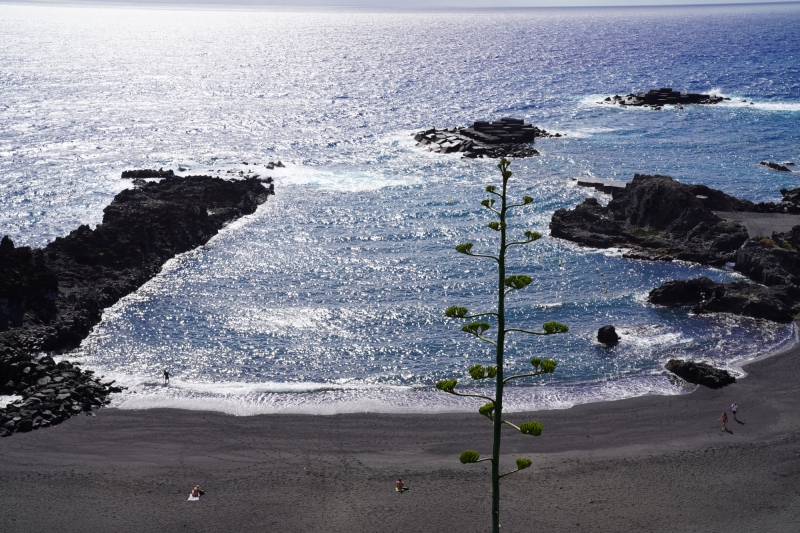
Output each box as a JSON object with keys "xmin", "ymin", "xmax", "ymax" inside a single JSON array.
[{"xmin": 0, "ymin": 3, "xmax": 799, "ymax": 413}]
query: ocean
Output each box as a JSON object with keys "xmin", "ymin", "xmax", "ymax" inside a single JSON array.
[{"xmin": 1, "ymin": 2, "xmax": 799, "ymax": 414}]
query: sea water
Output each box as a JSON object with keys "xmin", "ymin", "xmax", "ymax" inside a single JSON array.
[{"xmin": 1, "ymin": 2, "xmax": 799, "ymax": 414}]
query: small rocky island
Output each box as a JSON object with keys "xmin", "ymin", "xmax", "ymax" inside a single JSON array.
[
  {"xmin": 599, "ymin": 88, "xmax": 728, "ymax": 109},
  {"xmin": 413, "ymin": 117, "xmax": 562, "ymax": 158},
  {"xmin": 0, "ymin": 173, "xmax": 273, "ymax": 436},
  {"xmin": 550, "ymin": 174, "xmax": 800, "ymax": 323}
]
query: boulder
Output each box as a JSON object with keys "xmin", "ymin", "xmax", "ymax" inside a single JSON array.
[
  {"xmin": 597, "ymin": 325, "xmax": 619, "ymax": 345},
  {"xmin": 665, "ymin": 359, "xmax": 736, "ymax": 388}
]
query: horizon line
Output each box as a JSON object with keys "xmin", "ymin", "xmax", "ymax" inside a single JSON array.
[{"xmin": 5, "ymin": 0, "xmax": 800, "ymax": 10}]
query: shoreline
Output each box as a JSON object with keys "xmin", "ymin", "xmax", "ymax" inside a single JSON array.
[
  {"xmin": 2, "ymin": 330, "xmax": 800, "ymax": 532},
  {"xmin": 68, "ymin": 321, "xmax": 798, "ymax": 417}
]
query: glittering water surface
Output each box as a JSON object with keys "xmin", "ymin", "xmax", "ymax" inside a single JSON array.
[{"xmin": 1, "ymin": 3, "xmax": 799, "ymax": 413}]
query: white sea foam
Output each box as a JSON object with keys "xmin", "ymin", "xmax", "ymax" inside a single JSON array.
[
  {"xmin": 102, "ymin": 370, "xmax": 692, "ymax": 416},
  {"xmin": 561, "ymin": 126, "xmax": 620, "ymax": 138},
  {"xmin": 1, "ymin": 395, "xmax": 23, "ymax": 405},
  {"xmin": 719, "ymin": 99, "xmax": 800, "ymax": 112},
  {"xmin": 273, "ymin": 167, "xmax": 419, "ymax": 191}
]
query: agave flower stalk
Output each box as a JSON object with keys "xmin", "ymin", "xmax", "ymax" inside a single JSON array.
[{"xmin": 436, "ymin": 158, "xmax": 568, "ymax": 533}]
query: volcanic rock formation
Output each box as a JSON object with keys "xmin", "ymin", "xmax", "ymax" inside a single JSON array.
[
  {"xmin": 413, "ymin": 118, "xmax": 562, "ymax": 159},
  {"xmin": 550, "ymin": 174, "xmax": 800, "ymax": 322},
  {"xmin": 0, "ymin": 174, "xmax": 273, "ymax": 436},
  {"xmin": 599, "ymin": 88, "xmax": 728, "ymax": 109}
]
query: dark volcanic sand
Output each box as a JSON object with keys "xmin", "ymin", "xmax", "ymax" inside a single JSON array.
[{"xmin": 2, "ymin": 341, "xmax": 800, "ymax": 533}]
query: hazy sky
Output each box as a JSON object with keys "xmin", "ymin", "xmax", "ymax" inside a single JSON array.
[{"xmin": 19, "ymin": 0, "xmax": 800, "ymax": 7}]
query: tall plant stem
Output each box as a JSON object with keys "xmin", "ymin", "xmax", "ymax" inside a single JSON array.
[{"xmin": 491, "ymin": 172, "xmax": 509, "ymax": 533}]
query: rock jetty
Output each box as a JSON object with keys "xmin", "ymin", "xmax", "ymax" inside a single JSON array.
[
  {"xmin": 0, "ymin": 174, "xmax": 273, "ymax": 436},
  {"xmin": 550, "ymin": 174, "xmax": 800, "ymax": 321},
  {"xmin": 599, "ymin": 88, "xmax": 727, "ymax": 109},
  {"xmin": 413, "ymin": 118, "xmax": 562, "ymax": 158}
]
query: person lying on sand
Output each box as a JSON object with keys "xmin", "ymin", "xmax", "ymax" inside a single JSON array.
[
  {"xmin": 188, "ymin": 485, "xmax": 205, "ymax": 501},
  {"xmin": 396, "ymin": 479, "xmax": 409, "ymax": 492}
]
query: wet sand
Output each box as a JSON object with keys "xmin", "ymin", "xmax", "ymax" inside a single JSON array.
[{"xmin": 2, "ymin": 342, "xmax": 800, "ymax": 532}]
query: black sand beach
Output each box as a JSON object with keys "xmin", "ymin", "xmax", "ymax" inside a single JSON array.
[{"xmin": 2, "ymin": 339, "xmax": 800, "ymax": 532}]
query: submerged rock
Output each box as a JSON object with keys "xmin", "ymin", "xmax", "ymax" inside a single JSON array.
[
  {"xmin": 761, "ymin": 161, "xmax": 792, "ymax": 172},
  {"xmin": 665, "ymin": 359, "xmax": 736, "ymax": 388}
]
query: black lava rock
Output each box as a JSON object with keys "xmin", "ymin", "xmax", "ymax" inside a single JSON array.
[
  {"xmin": 648, "ymin": 277, "xmax": 796, "ymax": 323},
  {"xmin": 412, "ymin": 118, "xmax": 562, "ymax": 159},
  {"xmin": 597, "ymin": 325, "xmax": 619, "ymax": 345},
  {"xmin": 761, "ymin": 161, "xmax": 792, "ymax": 172},
  {"xmin": 599, "ymin": 89, "xmax": 726, "ymax": 108},
  {"xmin": 550, "ymin": 174, "xmax": 749, "ymax": 265},
  {"xmin": 665, "ymin": 359, "xmax": 736, "ymax": 388},
  {"xmin": 0, "ymin": 173, "xmax": 274, "ymax": 437}
]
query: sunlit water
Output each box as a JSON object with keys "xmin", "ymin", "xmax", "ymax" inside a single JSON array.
[{"xmin": 1, "ymin": 2, "xmax": 799, "ymax": 414}]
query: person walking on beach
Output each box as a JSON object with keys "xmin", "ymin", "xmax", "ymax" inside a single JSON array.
[
  {"xmin": 164, "ymin": 369, "xmax": 170, "ymax": 386},
  {"xmin": 731, "ymin": 402, "xmax": 738, "ymax": 421},
  {"xmin": 720, "ymin": 411, "xmax": 728, "ymax": 431}
]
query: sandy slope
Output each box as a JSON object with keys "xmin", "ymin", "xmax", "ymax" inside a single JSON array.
[{"xmin": 2, "ymin": 343, "xmax": 800, "ymax": 532}]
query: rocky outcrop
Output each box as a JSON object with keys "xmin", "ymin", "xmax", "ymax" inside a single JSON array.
[
  {"xmin": 597, "ymin": 325, "xmax": 619, "ymax": 345},
  {"xmin": 413, "ymin": 118, "xmax": 562, "ymax": 159},
  {"xmin": 761, "ymin": 161, "xmax": 792, "ymax": 172},
  {"xmin": 648, "ymin": 277, "xmax": 796, "ymax": 323},
  {"xmin": 781, "ymin": 187, "xmax": 800, "ymax": 206},
  {"xmin": 552, "ymin": 174, "xmax": 800, "ymax": 322},
  {"xmin": 598, "ymin": 88, "xmax": 727, "ymax": 109},
  {"xmin": 0, "ymin": 174, "xmax": 273, "ymax": 436},
  {"xmin": 665, "ymin": 359, "xmax": 736, "ymax": 388},
  {"xmin": 734, "ymin": 227, "xmax": 800, "ymax": 290},
  {"xmin": 550, "ymin": 174, "xmax": 750, "ymax": 265}
]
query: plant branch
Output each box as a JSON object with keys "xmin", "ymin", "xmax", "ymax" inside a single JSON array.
[
  {"xmin": 446, "ymin": 390, "xmax": 497, "ymax": 404},
  {"xmin": 506, "ymin": 239, "xmax": 537, "ymax": 248},
  {"xmin": 501, "ymin": 420, "xmax": 521, "ymax": 431},
  {"xmin": 474, "ymin": 334, "xmax": 498, "ymax": 347},
  {"xmin": 464, "ymin": 312, "xmax": 499, "ymax": 319},
  {"xmin": 503, "ymin": 371, "xmax": 546, "ymax": 384},
  {"xmin": 504, "ymin": 328, "xmax": 550, "ymax": 336},
  {"xmin": 462, "ymin": 251, "xmax": 500, "ymax": 262},
  {"xmin": 498, "ymin": 468, "xmax": 520, "ymax": 479}
]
